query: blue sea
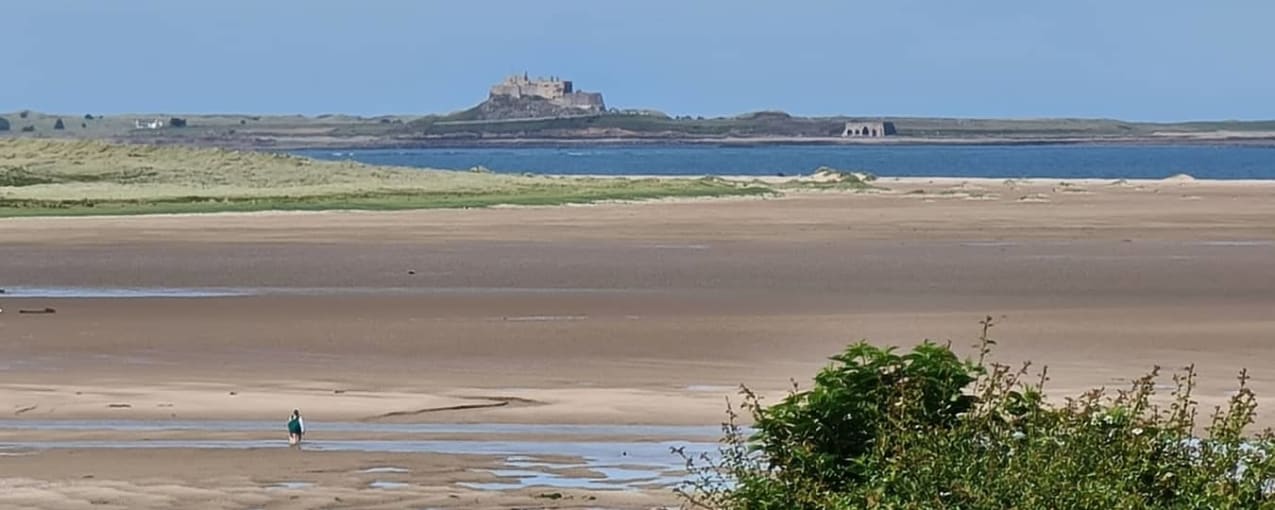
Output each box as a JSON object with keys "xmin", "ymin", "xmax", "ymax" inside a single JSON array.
[{"xmin": 292, "ymin": 144, "xmax": 1275, "ymax": 180}]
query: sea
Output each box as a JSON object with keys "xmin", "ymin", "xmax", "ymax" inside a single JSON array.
[{"xmin": 292, "ymin": 144, "xmax": 1275, "ymax": 180}]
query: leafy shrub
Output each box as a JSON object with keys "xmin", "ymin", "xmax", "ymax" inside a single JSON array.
[
  {"xmin": 19, "ymin": 110, "xmax": 29, "ymax": 119},
  {"xmin": 0, "ymin": 117, "xmax": 9, "ymax": 131},
  {"xmin": 21, "ymin": 126, "xmax": 35, "ymax": 133},
  {"xmin": 168, "ymin": 117, "xmax": 187, "ymax": 128},
  {"xmin": 678, "ymin": 318, "xmax": 1275, "ymax": 509},
  {"xmin": 84, "ymin": 114, "xmax": 95, "ymax": 120},
  {"xmin": 751, "ymin": 341, "xmax": 976, "ymax": 493},
  {"xmin": 53, "ymin": 118, "xmax": 65, "ymax": 130}
]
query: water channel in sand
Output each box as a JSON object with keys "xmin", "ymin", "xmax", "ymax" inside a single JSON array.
[
  {"xmin": 0, "ymin": 286, "xmax": 667, "ymax": 299},
  {"xmin": 0, "ymin": 420, "xmax": 722, "ymax": 491}
]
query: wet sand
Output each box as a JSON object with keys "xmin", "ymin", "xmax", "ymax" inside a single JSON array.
[
  {"xmin": 0, "ymin": 448, "xmax": 677, "ymax": 510},
  {"xmin": 2, "ymin": 177, "xmax": 1275, "ymax": 508}
]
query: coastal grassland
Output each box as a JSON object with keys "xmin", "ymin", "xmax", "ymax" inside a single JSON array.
[
  {"xmin": 7, "ymin": 109, "xmax": 1275, "ymax": 150},
  {"xmin": 403, "ymin": 111, "xmax": 1275, "ymax": 139},
  {"xmin": 0, "ymin": 139, "xmax": 769, "ymax": 216}
]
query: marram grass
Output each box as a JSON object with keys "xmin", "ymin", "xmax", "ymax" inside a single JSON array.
[{"xmin": 0, "ymin": 139, "xmax": 770, "ymax": 216}]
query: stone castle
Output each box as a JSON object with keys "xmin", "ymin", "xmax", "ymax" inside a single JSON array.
[{"xmin": 489, "ymin": 74, "xmax": 606, "ymax": 112}]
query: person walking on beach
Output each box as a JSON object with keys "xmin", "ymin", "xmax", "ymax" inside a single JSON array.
[{"xmin": 287, "ymin": 409, "xmax": 305, "ymax": 447}]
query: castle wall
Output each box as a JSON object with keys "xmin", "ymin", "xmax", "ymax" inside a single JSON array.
[
  {"xmin": 489, "ymin": 83, "xmax": 523, "ymax": 98},
  {"xmin": 527, "ymin": 80, "xmax": 567, "ymax": 100},
  {"xmin": 559, "ymin": 92, "xmax": 605, "ymax": 110},
  {"xmin": 489, "ymin": 75, "xmax": 568, "ymax": 101}
]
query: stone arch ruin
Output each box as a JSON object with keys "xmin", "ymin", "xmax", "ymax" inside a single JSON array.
[{"xmin": 842, "ymin": 121, "xmax": 896, "ymax": 138}]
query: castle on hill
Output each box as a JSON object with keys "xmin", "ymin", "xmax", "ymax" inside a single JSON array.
[{"xmin": 489, "ymin": 73, "xmax": 606, "ymax": 112}]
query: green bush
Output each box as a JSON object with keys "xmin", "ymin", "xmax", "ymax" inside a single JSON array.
[
  {"xmin": 679, "ymin": 318, "xmax": 1275, "ymax": 509},
  {"xmin": 751, "ymin": 341, "xmax": 976, "ymax": 493},
  {"xmin": 0, "ymin": 117, "xmax": 9, "ymax": 131},
  {"xmin": 54, "ymin": 118, "xmax": 65, "ymax": 130}
]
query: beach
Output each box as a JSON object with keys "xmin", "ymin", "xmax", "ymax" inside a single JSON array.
[{"xmin": 3, "ymin": 177, "xmax": 1275, "ymax": 508}]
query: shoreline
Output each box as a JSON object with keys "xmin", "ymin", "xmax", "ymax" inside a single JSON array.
[
  {"xmin": 4, "ymin": 175, "xmax": 1274, "ymax": 221},
  {"xmin": 570, "ymin": 175, "xmax": 1275, "ymax": 185},
  {"xmin": 221, "ymin": 135, "xmax": 1275, "ymax": 151}
]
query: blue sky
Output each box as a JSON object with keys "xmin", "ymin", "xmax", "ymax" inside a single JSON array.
[{"xmin": 7, "ymin": 1, "xmax": 1273, "ymax": 121}]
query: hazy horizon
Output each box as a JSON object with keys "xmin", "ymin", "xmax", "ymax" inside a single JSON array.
[{"xmin": 7, "ymin": 1, "xmax": 1275, "ymax": 122}]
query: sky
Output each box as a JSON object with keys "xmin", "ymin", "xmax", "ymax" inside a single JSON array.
[{"xmin": 6, "ymin": 1, "xmax": 1274, "ymax": 121}]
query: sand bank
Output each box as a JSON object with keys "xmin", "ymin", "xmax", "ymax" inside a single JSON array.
[{"xmin": 2, "ymin": 180, "xmax": 1274, "ymax": 507}]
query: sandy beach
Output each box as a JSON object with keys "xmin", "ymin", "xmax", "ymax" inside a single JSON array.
[{"xmin": 3, "ymin": 177, "xmax": 1275, "ymax": 508}]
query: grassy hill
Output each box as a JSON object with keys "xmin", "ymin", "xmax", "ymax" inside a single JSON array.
[
  {"xmin": 0, "ymin": 139, "xmax": 768, "ymax": 217},
  {"xmin": 403, "ymin": 110, "xmax": 852, "ymax": 138}
]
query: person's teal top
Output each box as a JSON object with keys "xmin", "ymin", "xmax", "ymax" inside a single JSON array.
[{"xmin": 287, "ymin": 416, "xmax": 303, "ymax": 435}]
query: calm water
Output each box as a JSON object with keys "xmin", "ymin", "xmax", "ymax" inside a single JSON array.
[{"xmin": 293, "ymin": 144, "xmax": 1275, "ymax": 180}]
